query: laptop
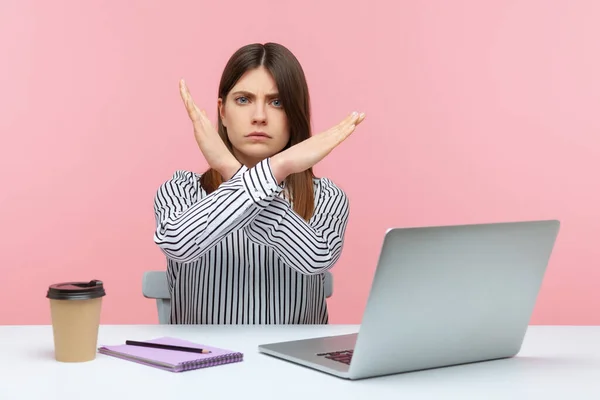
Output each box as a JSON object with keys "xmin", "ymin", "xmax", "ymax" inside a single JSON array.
[{"xmin": 258, "ymin": 219, "xmax": 560, "ymax": 380}]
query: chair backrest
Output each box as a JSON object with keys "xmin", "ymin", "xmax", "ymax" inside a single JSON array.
[
  {"xmin": 141, "ymin": 271, "xmax": 171, "ymax": 324},
  {"xmin": 142, "ymin": 270, "xmax": 334, "ymax": 324}
]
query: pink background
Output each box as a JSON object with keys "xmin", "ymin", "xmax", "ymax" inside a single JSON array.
[{"xmin": 1, "ymin": 0, "xmax": 599, "ymax": 325}]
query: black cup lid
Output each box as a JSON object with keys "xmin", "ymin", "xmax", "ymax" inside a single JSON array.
[{"xmin": 46, "ymin": 280, "xmax": 106, "ymax": 300}]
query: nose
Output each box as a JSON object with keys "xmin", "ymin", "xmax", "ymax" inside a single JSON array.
[{"xmin": 252, "ymin": 103, "xmax": 267, "ymax": 125}]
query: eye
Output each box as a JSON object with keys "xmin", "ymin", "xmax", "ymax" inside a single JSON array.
[
  {"xmin": 271, "ymin": 99, "xmax": 282, "ymax": 108},
  {"xmin": 235, "ymin": 96, "xmax": 249, "ymax": 104}
]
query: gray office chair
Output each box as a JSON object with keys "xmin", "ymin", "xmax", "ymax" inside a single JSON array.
[{"xmin": 142, "ymin": 270, "xmax": 334, "ymax": 324}]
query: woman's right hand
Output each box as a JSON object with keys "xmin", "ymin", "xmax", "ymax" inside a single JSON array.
[
  {"xmin": 270, "ymin": 111, "xmax": 366, "ymax": 183},
  {"xmin": 179, "ymin": 79, "xmax": 241, "ymax": 179}
]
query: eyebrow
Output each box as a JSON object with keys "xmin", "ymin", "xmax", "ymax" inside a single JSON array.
[{"xmin": 230, "ymin": 90, "xmax": 279, "ymax": 99}]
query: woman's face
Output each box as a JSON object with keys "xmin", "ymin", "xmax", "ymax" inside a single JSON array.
[{"xmin": 219, "ymin": 66, "xmax": 290, "ymax": 168}]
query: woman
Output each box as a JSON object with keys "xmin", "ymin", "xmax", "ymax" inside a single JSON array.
[{"xmin": 153, "ymin": 42, "xmax": 365, "ymax": 324}]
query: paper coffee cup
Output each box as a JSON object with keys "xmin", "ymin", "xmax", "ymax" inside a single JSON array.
[{"xmin": 46, "ymin": 280, "xmax": 106, "ymax": 362}]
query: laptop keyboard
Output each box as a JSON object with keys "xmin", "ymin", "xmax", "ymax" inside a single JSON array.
[{"xmin": 316, "ymin": 350, "xmax": 353, "ymax": 365}]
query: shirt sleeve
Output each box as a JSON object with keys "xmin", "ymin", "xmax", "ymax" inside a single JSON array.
[
  {"xmin": 243, "ymin": 178, "xmax": 350, "ymax": 275},
  {"xmin": 153, "ymin": 158, "xmax": 283, "ymax": 263}
]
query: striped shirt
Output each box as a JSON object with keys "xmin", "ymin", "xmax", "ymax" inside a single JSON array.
[{"xmin": 153, "ymin": 158, "xmax": 350, "ymax": 324}]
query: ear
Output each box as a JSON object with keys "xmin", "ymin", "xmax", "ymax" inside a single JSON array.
[{"xmin": 218, "ymin": 98, "xmax": 226, "ymax": 127}]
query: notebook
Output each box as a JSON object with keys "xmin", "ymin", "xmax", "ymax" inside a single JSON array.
[{"xmin": 97, "ymin": 336, "xmax": 244, "ymax": 372}]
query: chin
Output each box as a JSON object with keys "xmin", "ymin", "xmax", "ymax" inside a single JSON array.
[{"xmin": 239, "ymin": 144, "xmax": 283, "ymax": 159}]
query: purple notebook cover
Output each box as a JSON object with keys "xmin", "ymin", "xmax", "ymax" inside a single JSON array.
[{"xmin": 97, "ymin": 337, "xmax": 243, "ymax": 372}]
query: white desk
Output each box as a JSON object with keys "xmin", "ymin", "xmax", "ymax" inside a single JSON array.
[{"xmin": 1, "ymin": 325, "xmax": 599, "ymax": 399}]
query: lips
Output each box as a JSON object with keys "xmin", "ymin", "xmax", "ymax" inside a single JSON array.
[{"xmin": 246, "ymin": 132, "xmax": 270, "ymax": 138}]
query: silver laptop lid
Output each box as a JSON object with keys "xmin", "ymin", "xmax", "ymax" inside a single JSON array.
[{"xmin": 348, "ymin": 220, "xmax": 560, "ymax": 379}]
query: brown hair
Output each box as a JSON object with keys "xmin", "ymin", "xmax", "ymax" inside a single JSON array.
[{"xmin": 200, "ymin": 42, "xmax": 316, "ymax": 221}]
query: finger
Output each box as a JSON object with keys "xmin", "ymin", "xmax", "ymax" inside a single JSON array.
[
  {"xmin": 337, "ymin": 111, "xmax": 359, "ymax": 129},
  {"xmin": 179, "ymin": 79, "xmax": 192, "ymax": 110},
  {"xmin": 179, "ymin": 83, "xmax": 187, "ymax": 108},
  {"xmin": 345, "ymin": 122, "xmax": 357, "ymax": 136},
  {"xmin": 327, "ymin": 121, "xmax": 353, "ymax": 144},
  {"xmin": 180, "ymin": 79, "xmax": 201, "ymax": 120},
  {"xmin": 329, "ymin": 112, "xmax": 355, "ymax": 132},
  {"xmin": 197, "ymin": 109, "xmax": 213, "ymax": 127},
  {"xmin": 339, "ymin": 113, "xmax": 365, "ymax": 139},
  {"xmin": 325, "ymin": 112, "xmax": 358, "ymax": 143},
  {"xmin": 355, "ymin": 112, "xmax": 366, "ymax": 125},
  {"xmin": 335, "ymin": 112, "xmax": 362, "ymax": 135},
  {"xmin": 179, "ymin": 79, "xmax": 190, "ymax": 104}
]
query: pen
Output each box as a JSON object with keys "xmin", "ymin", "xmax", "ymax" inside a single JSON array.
[{"xmin": 125, "ymin": 340, "xmax": 211, "ymax": 354}]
